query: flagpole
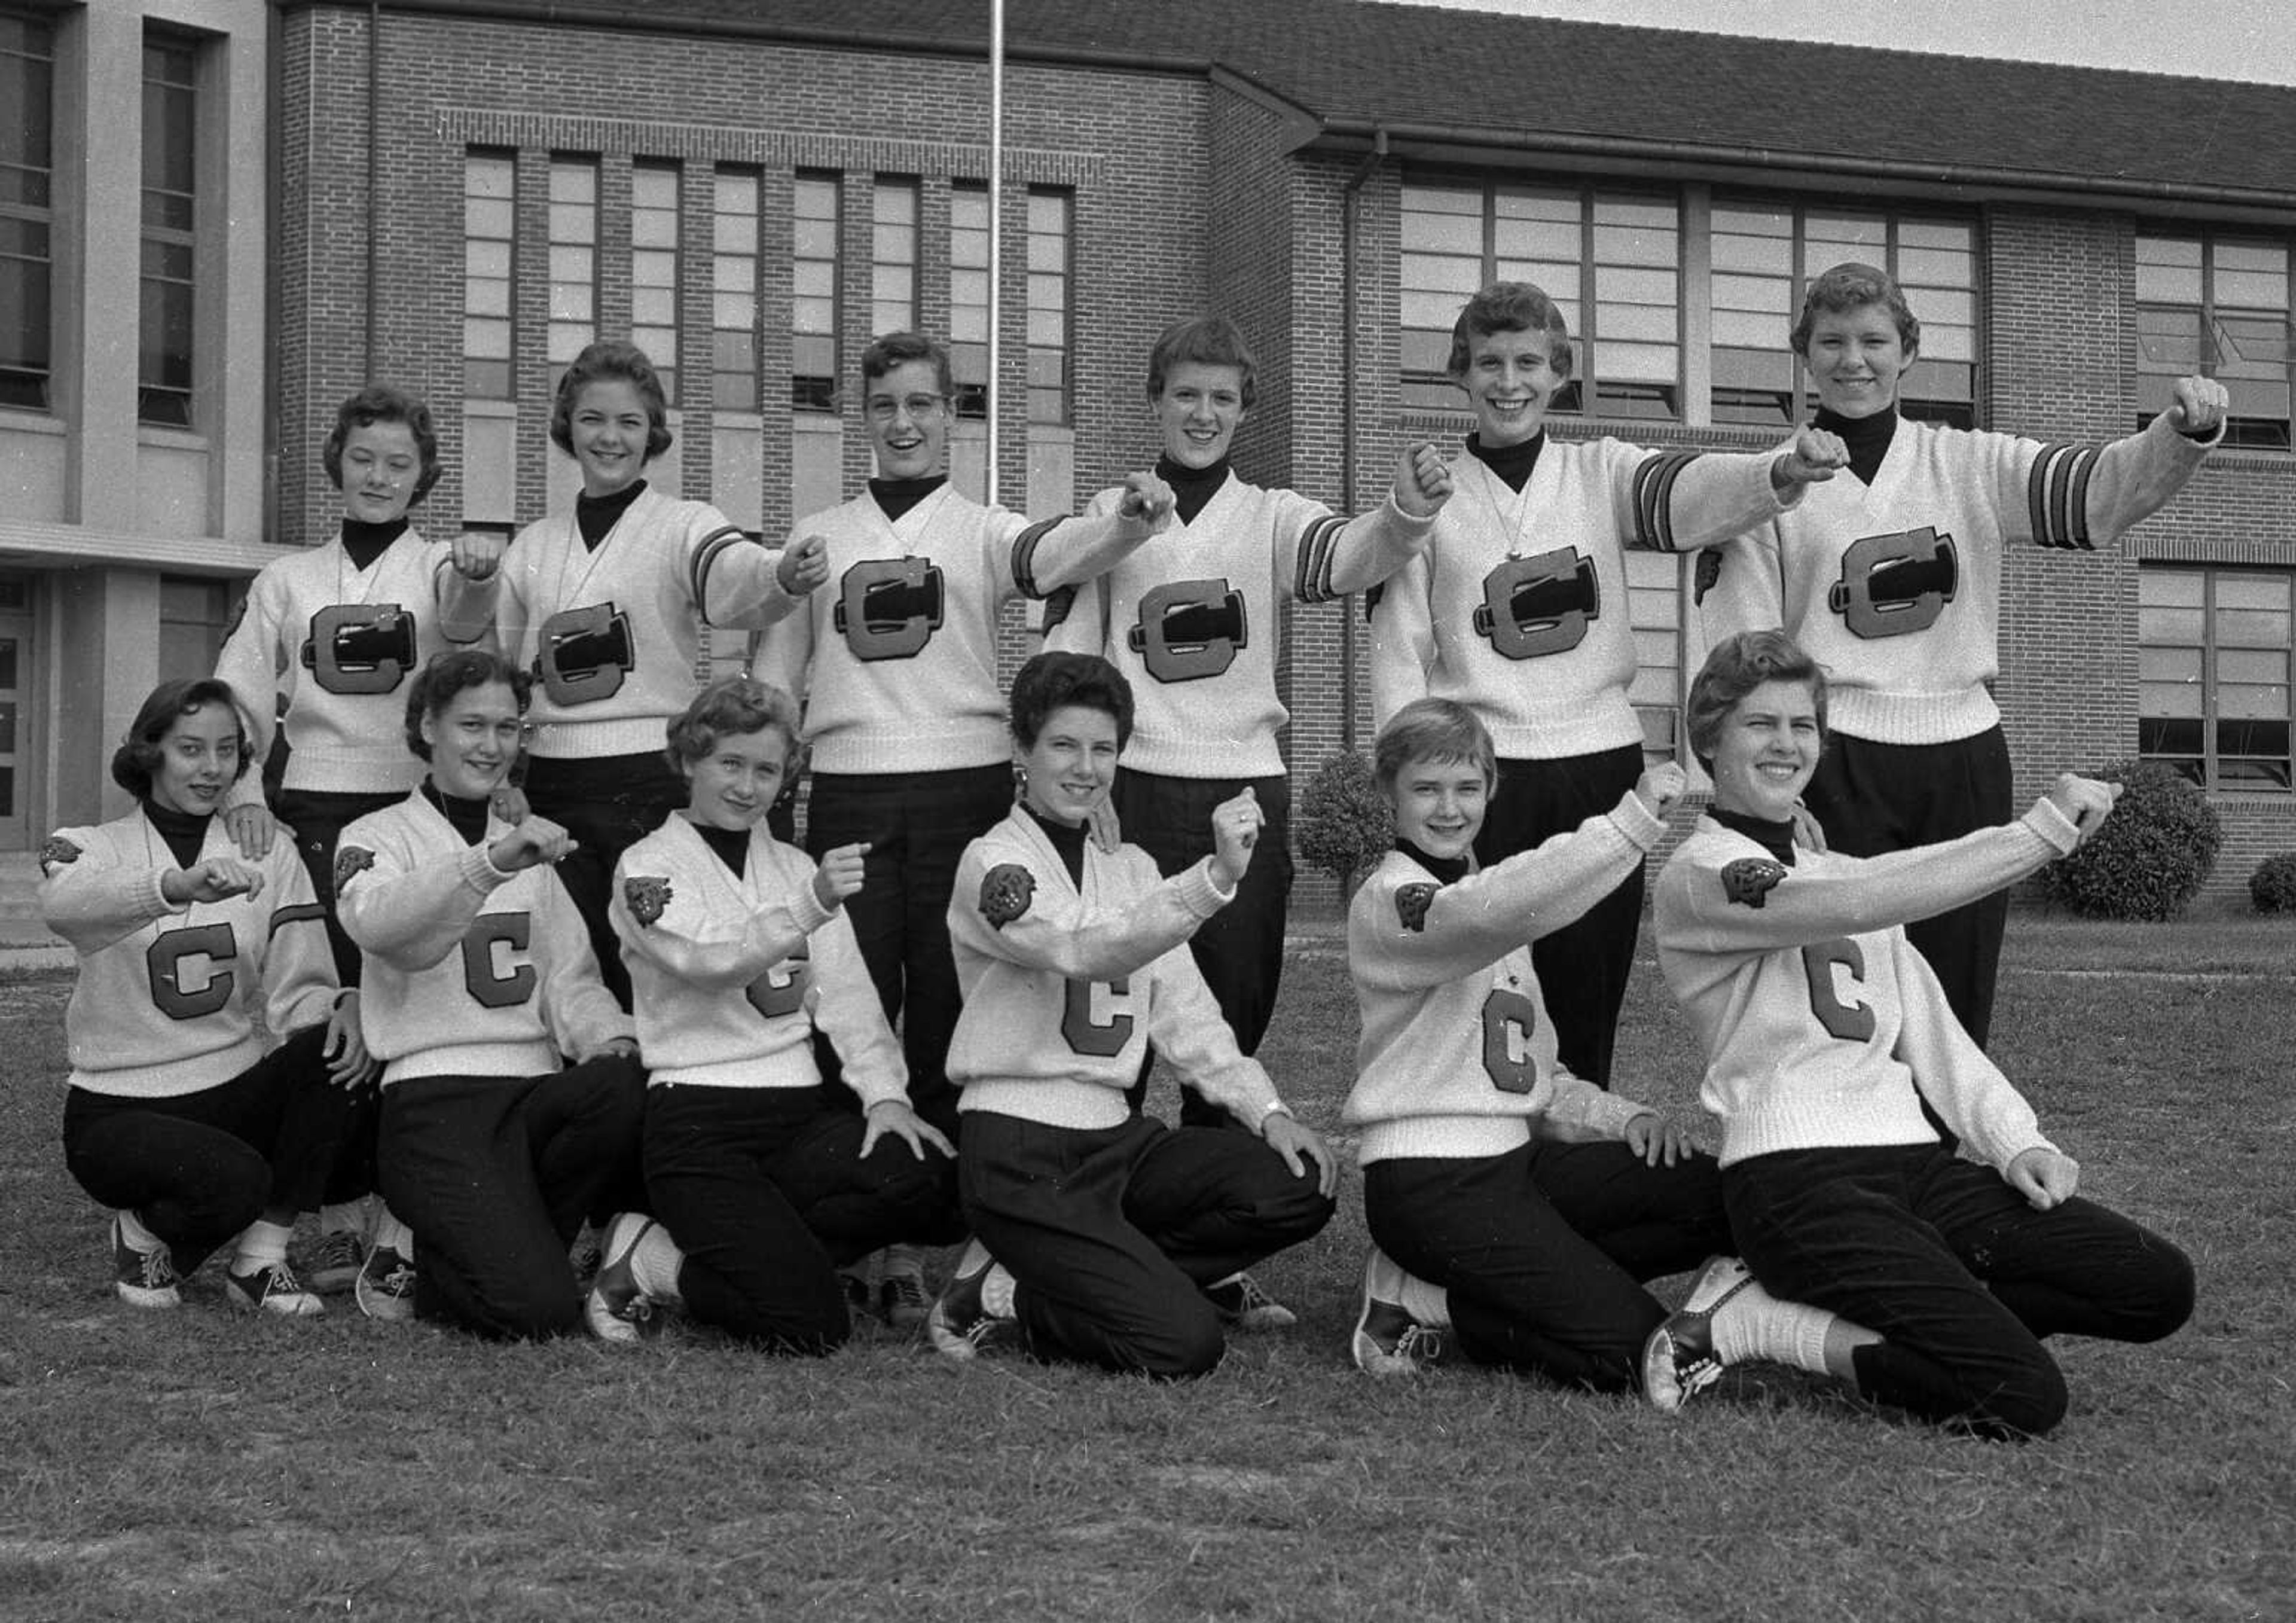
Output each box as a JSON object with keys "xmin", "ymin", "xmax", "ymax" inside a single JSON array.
[{"xmin": 985, "ymin": 0, "xmax": 1004, "ymax": 507}]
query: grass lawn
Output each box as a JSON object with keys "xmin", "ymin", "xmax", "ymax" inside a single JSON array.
[{"xmin": 2, "ymin": 911, "xmax": 2291, "ymax": 1621}]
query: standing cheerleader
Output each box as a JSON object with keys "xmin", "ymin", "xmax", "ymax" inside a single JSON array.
[
  {"xmin": 44, "ymin": 679, "xmax": 372, "ymax": 1316},
  {"xmin": 335, "ymin": 651, "xmax": 648, "ymax": 1342},
  {"xmin": 600, "ymin": 677, "xmax": 961, "ymax": 1351}
]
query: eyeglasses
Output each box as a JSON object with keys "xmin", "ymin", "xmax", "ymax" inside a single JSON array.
[{"xmin": 864, "ymin": 393, "xmax": 948, "ymax": 424}]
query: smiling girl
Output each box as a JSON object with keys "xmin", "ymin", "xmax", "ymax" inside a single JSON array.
[
  {"xmin": 599, "ymin": 678, "xmax": 961, "ymax": 1352},
  {"xmin": 924, "ymin": 652, "xmax": 1336, "ymax": 1378},
  {"xmin": 42, "ymin": 678, "xmax": 370, "ymax": 1316},
  {"xmin": 1647, "ymin": 631, "xmax": 2193, "ymax": 1436}
]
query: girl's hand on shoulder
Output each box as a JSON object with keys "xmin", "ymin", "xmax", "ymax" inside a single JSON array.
[
  {"xmin": 860, "ymin": 1099, "xmax": 954, "ymax": 1161},
  {"xmin": 222, "ymin": 804, "xmax": 277, "ymax": 861}
]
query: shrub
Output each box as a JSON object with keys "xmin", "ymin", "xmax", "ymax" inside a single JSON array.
[
  {"xmin": 2250, "ymin": 853, "xmax": 2296, "ymax": 913},
  {"xmin": 1297, "ymin": 749, "xmax": 1391, "ymax": 889},
  {"xmin": 2041, "ymin": 759, "xmax": 2220, "ymax": 921}
]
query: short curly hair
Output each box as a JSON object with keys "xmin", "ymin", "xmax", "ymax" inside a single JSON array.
[
  {"xmin": 404, "ymin": 649, "xmax": 533, "ymax": 762},
  {"xmin": 860, "ymin": 331, "xmax": 955, "ymax": 399},
  {"xmin": 1790, "ymin": 261, "xmax": 1922, "ymax": 358},
  {"xmin": 664, "ymin": 676, "xmax": 803, "ymax": 776},
  {"xmin": 322, "ymin": 384, "xmax": 441, "ymax": 505},
  {"xmin": 1683, "ymin": 630, "xmax": 1829, "ymax": 774},
  {"xmin": 1446, "ymin": 282, "xmax": 1574, "ymax": 382},
  {"xmin": 1146, "ymin": 315, "xmax": 1257, "ymax": 410},
  {"xmin": 1372, "ymin": 698, "xmax": 1495, "ymax": 797},
  {"xmin": 111, "ymin": 679, "xmax": 255, "ymax": 798},
  {"xmin": 549, "ymin": 340, "xmax": 674, "ymax": 462},
  {"xmin": 1010, "ymin": 652, "xmax": 1134, "ymax": 752}
]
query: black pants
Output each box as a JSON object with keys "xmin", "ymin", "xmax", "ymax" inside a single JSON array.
[
  {"xmin": 643, "ymin": 1082, "xmax": 963, "ymax": 1353},
  {"xmin": 958, "ymin": 1111, "xmax": 1335, "ymax": 1379},
  {"xmin": 524, "ymin": 751, "xmax": 689, "ymax": 1012},
  {"xmin": 1364, "ymin": 1139, "xmax": 1730, "ymax": 1391},
  {"xmin": 377, "ymin": 1058, "xmax": 648, "ymax": 1341},
  {"xmin": 1474, "ymin": 745, "xmax": 1645, "ymax": 1088},
  {"xmin": 273, "ymin": 785, "xmax": 406, "ymax": 988},
  {"xmin": 62, "ymin": 1026, "xmax": 362, "ymax": 1275},
  {"xmin": 1116, "ymin": 768, "xmax": 1293, "ymax": 1128},
  {"xmin": 1726, "ymin": 1143, "xmax": 2193, "ymax": 1438},
  {"xmin": 805, "ymin": 764, "xmax": 1012, "ymax": 1140},
  {"xmin": 1802, "ymin": 727, "xmax": 2014, "ymax": 1048}
]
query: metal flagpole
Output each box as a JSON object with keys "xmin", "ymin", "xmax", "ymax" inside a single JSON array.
[{"xmin": 985, "ymin": 0, "xmax": 1004, "ymax": 507}]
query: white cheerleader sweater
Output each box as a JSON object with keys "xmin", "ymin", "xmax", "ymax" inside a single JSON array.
[
  {"xmin": 944, "ymin": 807, "xmax": 1283, "ymax": 1131},
  {"xmin": 1042, "ymin": 478, "xmax": 1434, "ymax": 777},
  {"xmin": 609, "ymin": 814, "xmax": 905, "ymax": 1105},
  {"xmin": 214, "ymin": 529, "xmax": 497, "ymax": 800},
  {"xmin": 1343, "ymin": 792, "xmax": 1665, "ymax": 1163},
  {"xmin": 499, "ymin": 487, "xmax": 798, "ymax": 760},
  {"xmin": 1752, "ymin": 411, "xmax": 2216, "ymax": 745},
  {"xmin": 750, "ymin": 486, "xmax": 1155, "ymax": 775},
  {"xmin": 335, "ymin": 792, "xmax": 633, "ymax": 1083},
  {"xmin": 1654, "ymin": 803, "xmax": 2083, "ymax": 1170},
  {"xmin": 1368, "ymin": 440, "xmax": 1791, "ymax": 758},
  {"xmin": 39, "ymin": 811, "xmax": 340, "ymax": 1097}
]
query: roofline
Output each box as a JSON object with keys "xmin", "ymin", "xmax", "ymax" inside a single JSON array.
[{"xmin": 1305, "ymin": 118, "xmax": 2296, "ymax": 224}]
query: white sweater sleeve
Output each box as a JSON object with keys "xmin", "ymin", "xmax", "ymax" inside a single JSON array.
[
  {"xmin": 337, "ymin": 831, "xmax": 514, "ymax": 972},
  {"xmin": 948, "ymin": 837, "xmax": 1233, "ymax": 985},
  {"xmin": 609, "ymin": 850, "xmax": 833, "ymax": 993},
  {"xmin": 1366, "ymin": 551, "xmax": 1436, "ymax": 731},
  {"xmin": 1886, "ymin": 938, "xmax": 2053, "ymax": 1170},
  {"xmin": 38, "ymin": 827, "xmax": 181, "ymax": 953}
]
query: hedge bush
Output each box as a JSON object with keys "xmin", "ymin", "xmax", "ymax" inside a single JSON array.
[
  {"xmin": 1297, "ymin": 750, "xmax": 1391, "ymax": 889},
  {"xmin": 2249, "ymin": 853, "xmax": 2296, "ymax": 913},
  {"xmin": 2041, "ymin": 759, "xmax": 2220, "ymax": 921}
]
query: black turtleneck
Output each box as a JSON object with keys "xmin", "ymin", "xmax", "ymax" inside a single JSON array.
[
  {"xmin": 692, "ymin": 821, "xmax": 750, "ymax": 879},
  {"xmin": 1024, "ymin": 804, "xmax": 1088, "ymax": 887},
  {"xmin": 341, "ymin": 516, "xmax": 411, "ymax": 572},
  {"xmin": 576, "ymin": 480, "xmax": 648, "ymax": 550},
  {"xmin": 869, "ymin": 474, "xmax": 947, "ymax": 524},
  {"xmin": 142, "ymin": 798, "xmax": 213, "ymax": 870},
  {"xmin": 1395, "ymin": 837, "xmax": 1470, "ymax": 886},
  {"xmin": 1710, "ymin": 807, "xmax": 1797, "ymax": 867},
  {"xmin": 422, "ymin": 781, "xmax": 493, "ymax": 847},
  {"xmin": 1468, "ymin": 431, "xmax": 1546, "ymax": 494},
  {"xmin": 1155, "ymin": 454, "xmax": 1232, "ymax": 526},
  {"xmin": 1813, "ymin": 405, "xmax": 1897, "ymax": 486}
]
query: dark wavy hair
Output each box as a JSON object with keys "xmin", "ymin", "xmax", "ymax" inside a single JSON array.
[
  {"xmin": 322, "ymin": 383, "xmax": 441, "ymax": 504},
  {"xmin": 1684, "ymin": 630, "xmax": 1830, "ymax": 774},
  {"xmin": 549, "ymin": 340, "xmax": 674, "ymax": 462},
  {"xmin": 1010, "ymin": 652, "xmax": 1135, "ymax": 752},
  {"xmin": 404, "ymin": 649, "xmax": 533, "ymax": 762},
  {"xmin": 111, "ymin": 678, "xmax": 254, "ymax": 798}
]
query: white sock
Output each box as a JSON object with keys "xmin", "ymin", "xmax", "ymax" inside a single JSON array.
[
  {"xmin": 319, "ymin": 1198, "xmax": 369, "ymax": 1237},
  {"xmin": 118, "ymin": 1209, "xmax": 163, "ymax": 1254},
  {"xmin": 370, "ymin": 1205, "xmax": 414, "ymax": 1259},
  {"xmin": 627, "ymin": 1223, "xmax": 685, "ymax": 1305},
  {"xmin": 1711, "ymin": 1280, "xmax": 1837, "ymax": 1375},
  {"xmin": 1398, "ymin": 1270, "xmax": 1451, "ymax": 1329},
  {"xmin": 981, "ymin": 1263, "xmax": 1017, "ymax": 1319},
  {"xmin": 234, "ymin": 1219, "xmax": 294, "ymax": 1273}
]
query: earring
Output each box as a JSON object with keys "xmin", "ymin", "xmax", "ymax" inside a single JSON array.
[{"xmin": 1013, "ymin": 765, "xmax": 1028, "ymax": 804}]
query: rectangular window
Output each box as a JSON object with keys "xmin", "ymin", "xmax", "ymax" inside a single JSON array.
[
  {"xmin": 949, "ymin": 181, "xmax": 990, "ymax": 418},
  {"xmin": 1025, "ymin": 188, "xmax": 1070, "ymax": 426},
  {"xmin": 1709, "ymin": 202, "xmax": 1977, "ymax": 429},
  {"xmin": 711, "ymin": 166, "xmax": 759, "ymax": 413},
  {"xmin": 2140, "ymin": 564, "xmax": 2292, "ymax": 789},
  {"xmin": 462, "ymin": 150, "xmax": 515, "ymax": 399},
  {"xmin": 0, "ymin": 10, "xmax": 53, "ymax": 411},
  {"xmin": 1400, "ymin": 179, "xmax": 1680, "ymax": 420},
  {"xmin": 546, "ymin": 157, "xmax": 597, "ymax": 377},
  {"xmin": 1625, "ymin": 548, "xmax": 1684, "ymax": 763},
  {"xmin": 630, "ymin": 160, "xmax": 680, "ymax": 403},
  {"xmin": 2137, "ymin": 231, "xmax": 2291, "ymax": 449},
  {"xmin": 139, "ymin": 34, "xmax": 197, "ymax": 428},
  {"xmin": 790, "ymin": 170, "xmax": 838, "ymax": 413},
  {"xmin": 871, "ymin": 176, "xmax": 918, "ymax": 337}
]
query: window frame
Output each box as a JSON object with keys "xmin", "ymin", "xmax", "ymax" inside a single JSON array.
[
  {"xmin": 2135, "ymin": 229, "xmax": 2292, "ymax": 451},
  {"xmin": 138, "ymin": 30, "xmax": 200, "ymax": 430},
  {"xmin": 0, "ymin": 8, "xmax": 55, "ymax": 413},
  {"xmin": 2139, "ymin": 562, "xmax": 2294, "ymax": 792}
]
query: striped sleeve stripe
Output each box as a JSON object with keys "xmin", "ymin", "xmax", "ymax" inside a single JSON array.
[
  {"xmin": 687, "ymin": 524, "xmax": 756, "ymax": 624},
  {"xmin": 2027, "ymin": 444, "xmax": 2099, "ymax": 551},
  {"xmin": 1009, "ymin": 518, "xmax": 1063, "ymax": 600},
  {"xmin": 1629, "ymin": 451, "xmax": 1700, "ymax": 552},
  {"xmin": 268, "ymin": 902, "xmax": 328, "ymax": 938},
  {"xmin": 1293, "ymin": 514, "xmax": 1349, "ymax": 603}
]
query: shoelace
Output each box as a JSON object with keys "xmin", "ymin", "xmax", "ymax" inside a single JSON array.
[
  {"xmin": 1391, "ymin": 1323, "xmax": 1443, "ymax": 1364},
  {"xmin": 139, "ymin": 1247, "xmax": 180, "ymax": 1291},
  {"xmin": 373, "ymin": 1259, "xmax": 416, "ymax": 1295}
]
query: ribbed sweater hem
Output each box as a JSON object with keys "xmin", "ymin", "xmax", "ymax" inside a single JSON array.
[
  {"xmin": 71, "ymin": 1036, "xmax": 265, "ymax": 1100},
  {"xmin": 1715, "ymin": 1093, "xmax": 1941, "ymax": 1168},
  {"xmin": 1479, "ymin": 695, "xmax": 1645, "ymax": 761},
  {"xmin": 808, "ymin": 724, "xmax": 1012, "ymax": 776},
  {"xmin": 956, "ymin": 1079, "xmax": 1132, "ymax": 1130},
  {"xmin": 280, "ymin": 750, "xmax": 429, "ymax": 794},
  {"xmin": 1356, "ymin": 1114, "xmax": 1534, "ymax": 1164},
  {"xmin": 383, "ymin": 1040, "xmax": 558, "ymax": 1085},
  {"xmin": 528, "ymin": 716, "xmax": 681, "ymax": 759},
  {"xmin": 1825, "ymin": 686, "xmax": 2000, "ymax": 746}
]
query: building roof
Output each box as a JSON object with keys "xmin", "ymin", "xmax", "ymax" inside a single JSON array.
[{"xmin": 366, "ymin": 0, "xmax": 2296, "ymax": 210}]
